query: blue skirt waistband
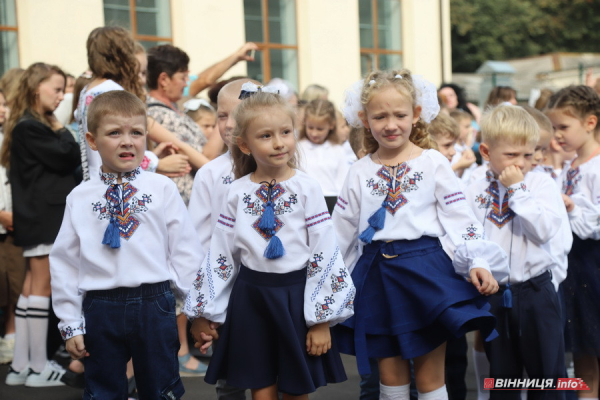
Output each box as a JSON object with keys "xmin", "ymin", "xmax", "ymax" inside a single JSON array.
[
  {"xmin": 86, "ymin": 280, "xmax": 171, "ymax": 300},
  {"xmin": 239, "ymin": 264, "xmax": 307, "ymax": 287},
  {"xmin": 364, "ymin": 236, "xmax": 442, "ymax": 256}
]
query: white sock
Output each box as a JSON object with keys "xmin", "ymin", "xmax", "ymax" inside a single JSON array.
[
  {"xmin": 472, "ymin": 348, "xmax": 490, "ymax": 400},
  {"xmin": 380, "ymin": 382, "xmax": 411, "ymax": 400},
  {"xmin": 11, "ymin": 295, "xmax": 29, "ymax": 371},
  {"xmin": 27, "ymin": 295, "xmax": 50, "ymax": 373},
  {"xmin": 418, "ymin": 385, "xmax": 448, "ymax": 400}
]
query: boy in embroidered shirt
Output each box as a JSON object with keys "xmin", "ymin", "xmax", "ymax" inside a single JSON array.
[
  {"xmin": 50, "ymin": 90, "xmax": 202, "ymax": 400},
  {"xmin": 465, "ymin": 105, "xmax": 566, "ymax": 400},
  {"xmin": 427, "ymin": 111, "xmax": 460, "ymax": 164}
]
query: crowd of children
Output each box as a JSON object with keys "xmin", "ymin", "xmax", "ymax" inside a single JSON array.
[{"xmin": 0, "ymin": 24, "xmax": 599, "ymax": 400}]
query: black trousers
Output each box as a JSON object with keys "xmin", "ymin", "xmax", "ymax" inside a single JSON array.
[{"xmin": 484, "ymin": 271, "xmax": 566, "ymax": 400}]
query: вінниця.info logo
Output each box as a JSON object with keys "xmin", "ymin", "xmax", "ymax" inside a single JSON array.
[{"xmin": 484, "ymin": 378, "xmax": 590, "ymax": 391}]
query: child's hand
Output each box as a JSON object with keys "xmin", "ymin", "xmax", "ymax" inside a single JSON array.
[
  {"xmin": 469, "ymin": 268, "xmax": 499, "ymax": 296},
  {"xmin": 152, "ymin": 141, "xmax": 178, "ymax": 158},
  {"xmin": 156, "ymin": 154, "xmax": 191, "ymax": 177},
  {"xmin": 65, "ymin": 335, "xmax": 89, "ymax": 360},
  {"xmin": 562, "ymin": 194, "xmax": 575, "ymax": 213},
  {"xmin": 0, "ymin": 210, "xmax": 13, "ymax": 231},
  {"xmin": 498, "ymin": 165, "xmax": 524, "ymax": 188},
  {"xmin": 47, "ymin": 113, "xmax": 64, "ymax": 131},
  {"xmin": 190, "ymin": 317, "xmax": 219, "ymax": 354},
  {"xmin": 306, "ymin": 323, "xmax": 331, "ymax": 356},
  {"xmin": 452, "ymin": 149, "xmax": 476, "ymax": 171}
]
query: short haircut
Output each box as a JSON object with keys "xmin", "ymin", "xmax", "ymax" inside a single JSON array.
[
  {"xmin": 427, "ymin": 112, "xmax": 459, "ymax": 140},
  {"xmin": 87, "ymin": 90, "xmax": 147, "ymax": 135},
  {"xmin": 449, "ymin": 109, "xmax": 472, "ymax": 123},
  {"xmin": 480, "ymin": 105, "xmax": 539, "ymax": 146},
  {"xmin": 522, "ymin": 105, "xmax": 553, "ymax": 134},
  {"xmin": 146, "ymin": 44, "xmax": 190, "ymax": 90}
]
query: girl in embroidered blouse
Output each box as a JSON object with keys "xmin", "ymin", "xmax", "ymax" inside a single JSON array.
[
  {"xmin": 333, "ymin": 70, "xmax": 507, "ymax": 400},
  {"xmin": 183, "ymin": 90, "xmax": 355, "ymax": 400},
  {"xmin": 546, "ymin": 85, "xmax": 600, "ymax": 398}
]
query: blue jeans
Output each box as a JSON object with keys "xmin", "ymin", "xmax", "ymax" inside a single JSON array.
[{"xmin": 82, "ymin": 281, "xmax": 184, "ymax": 400}]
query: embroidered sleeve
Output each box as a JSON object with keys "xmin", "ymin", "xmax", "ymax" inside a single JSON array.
[
  {"xmin": 188, "ymin": 167, "xmax": 215, "ymax": 260},
  {"xmin": 49, "ymin": 201, "xmax": 86, "ymax": 340},
  {"xmin": 568, "ymin": 170, "xmax": 600, "ymax": 240},
  {"xmin": 332, "ymin": 167, "xmax": 361, "ymax": 272},
  {"xmin": 434, "ymin": 158, "xmax": 509, "ymax": 279},
  {"xmin": 141, "ymin": 151, "xmax": 159, "ymax": 173},
  {"xmin": 183, "ymin": 191, "xmax": 239, "ymax": 324},
  {"xmin": 507, "ymin": 177, "xmax": 563, "ymax": 244},
  {"xmin": 303, "ymin": 183, "xmax": 355, "ymax": 327}
]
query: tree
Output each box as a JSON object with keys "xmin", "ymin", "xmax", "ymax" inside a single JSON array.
[{"xmin": 451, "ymin": 0, "xmax": 600, "ymax": 72}]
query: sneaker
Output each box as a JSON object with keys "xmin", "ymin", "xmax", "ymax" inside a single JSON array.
[
  {"xmin": 25, "ymin": 361, "xmax": 66, "ymax": 387},
  {"xmin": 178, "ymin": 353, "xmax": 208, "ymax": 377},
  {"xmin": 5, "ymin": 365, "xmax": 29, "ymax": 386},
  {"xmin": 0, "ymin": 336, "xmax": 15, "ymax": 364}
]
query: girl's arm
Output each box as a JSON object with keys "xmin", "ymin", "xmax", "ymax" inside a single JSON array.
[
  {"xmin": 182, "ymin": 188, "xmax": 240, "ymax": 325},
  {"xmin": 202, "ymin": 133, "xmax": 225, "ymax": 161},
  {"xmin": 567, "ymin": 172, "xmax": 600, "ymax": 240},
  {"xmin": 433, "ymin": 153, "xmax": 509, "ymax": 283},
  {"xmin": 49, "ymin": 200, "xmax": 85, "ymax": 341},
  {"xmin": 147, "ymin": 116, "xmax": 210, "ymax": 169},
  {"xmin": 14, "ymin": 120, "xmax": 80, "ymax": 173},
  {"xmin": 303, "ymin": 180, "xmax": 355, "ymax": 328},
  {"xmin": 331, "ymin": 168, "xmax": 361, "ymax": 272}
]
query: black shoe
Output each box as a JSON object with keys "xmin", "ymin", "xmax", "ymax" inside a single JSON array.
[{"xmin": 60, "ymin": 369, "xmax": 85, "ymax": 389}]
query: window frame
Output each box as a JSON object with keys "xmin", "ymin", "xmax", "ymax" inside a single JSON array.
[
  {"xmin": 104, "ymin": 0, "xmax": 173, "ymax": 45},
  {"xmin": 360, "ymin": 0, "xmax": 403, "ymax": 72},
  {"xmin": 0, "ymin": 0, "xmax": 20, "ymax": 75},
  {"xmin": 245, "ymin": 0, "xmax": 299, "ymax": 84}
]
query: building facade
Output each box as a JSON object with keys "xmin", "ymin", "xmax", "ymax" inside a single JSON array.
[{"xmin": 1, "ymin": 0, "xmax": 451, "ymax": 106}]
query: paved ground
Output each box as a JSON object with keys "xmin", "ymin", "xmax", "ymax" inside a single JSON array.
[{"xmin": 0, "ymin": 333, "xmax": 483, "ymax": 400}]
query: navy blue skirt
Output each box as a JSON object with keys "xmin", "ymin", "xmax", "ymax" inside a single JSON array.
[
  {"xmin": 564, "ymin": 234, "xmax": 600, "ymax": 357},
  {"xmin": 205, "ymin": 265, "xmax": 347, "ymax": 395},
  {"xmin": 334, "ymin": 236, "xmax": 498, "ymax": 375}
]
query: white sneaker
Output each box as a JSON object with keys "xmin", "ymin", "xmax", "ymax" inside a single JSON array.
[
  {"xmin": 5, "ymin": 365, "xmax": 29, "ymax": 386},
  {"xmin": 0, "ymin": 336, "xmax": 15, "ymax": 364},
  {"xmin": 25, "ymin": 361, "xmax": 66, "ymax": 387}
]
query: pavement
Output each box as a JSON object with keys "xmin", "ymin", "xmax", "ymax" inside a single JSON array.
[{"xmin": 0, "ymin": 336, "xmax": 481, "ymax": 400}]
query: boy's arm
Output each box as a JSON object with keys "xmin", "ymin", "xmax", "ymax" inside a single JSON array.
[{"xmin": 49, "ymin": 201, "xmax": 86, "ymax": 341}]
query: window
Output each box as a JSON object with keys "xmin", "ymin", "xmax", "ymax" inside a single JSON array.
[
  {"xmin": 359, "ymin": 0, "xmax": 402, "ymax": 75},
  {"xmin": 0, "ymin": 0, "xmax": 19, "ymax": 76},
  {"xmin": 103, "ymin": 0, "xmax": 172, "ymax": 50},
  {"xmin": 244, "ymin": 0, "xmax": 299, "ymax": 90}
]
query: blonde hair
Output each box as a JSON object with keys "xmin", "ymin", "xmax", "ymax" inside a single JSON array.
[
  {"xmin": 427, "ymin": 112, "xmax": 460, "ymax": 141},
  {"xmin": 360, "ymin": 69, "xmax": 437, "ymax": 154},
  {"xmin": 546, "ymin": 85, "xmax": 600, "ymax": 123},
  {"xmin": 87, "ymin": 26, "xmax": 144, "ymax": 100},
  {"xmin": 300, "ymin": 84, "xmax": 328, "ymax": 102},
  {"xmin": 480, "ymin": 105, "xmax": 539, "ymax": 146},
  {"xmin": 87, "ymin": 90, "xmax": 147, "ymax": 135},
  {"xmin": 522, "ymin": 105, "xmax": 552, "ymax": 135},
  {"xmin": 485, "ymin": 86, "xmax": 517, "ymax": 108},
  {"xmin": 1, "ymin": 63, "xmax": 66, "ymax": 168},
  {"xmin": 231, "ymin": 92, "xmax": 298, "ymax": 179},
  {"xmin": 299, "ymin": 99, "xmax": 341, "ymax": 144},
  {"xmin": 0, "ymin": 67, "xmax": 25, "ymax": 107},
  {"xmin": 449, "ymin": 109, "xmax": 472, "ymax": 123}
]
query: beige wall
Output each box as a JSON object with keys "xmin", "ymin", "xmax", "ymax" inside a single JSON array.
[{"xmin": 16, "ymin": 0, "xmax": 104, "ymax": 75}]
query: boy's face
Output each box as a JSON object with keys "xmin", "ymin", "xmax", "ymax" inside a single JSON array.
[
  {"xmin": 433, "ymin": 132, "xmax": 457, "ymax": 163},
  {"xmin": 86, "ymin": 114, "xmax": 147, "ymax": 174},
  {"xmin": 458, "ymin": 117, "xmax": 473, "ymax": 143},
  {"xmin": 480, "ymin": 139, "xmax": 535, "ymax": 179},
  {"xmin": 217, "ymin": 93, "xmax": 242, "ymax": 147},
  {"xmin": 532, "ymin": 128, "xmax": 552, "ymax": 169}
]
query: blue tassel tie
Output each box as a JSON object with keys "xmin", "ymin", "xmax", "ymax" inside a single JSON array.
[
  {"xmin": 258, "ymin": 201, "xmax": 275, "ymax": 231},
  {"xmin": 102, "ymin": 218, "xmax": 121, "ymax": 249},
  {"xmin": 258, "ymin": 180, "xmax": 285, "ymax": 259},
  {"xmin": 264, "ymin": 235, "xmax": 285, "ymax": 259},
  {"xmin": 359, "ymin": 202, "xmax": 387, "ymax": 244},
  {"xmin": 503, "ymin": 283, "xmax": 512, "ymax": 309}
]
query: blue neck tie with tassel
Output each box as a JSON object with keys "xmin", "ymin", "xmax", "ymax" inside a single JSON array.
[
  {"xmin": 101, "ymin": 184, "xmax": 122, "ymax": 249},
  {"xmin": 258, "ymin": 180, "xmax": 285, "ymax": 259}
]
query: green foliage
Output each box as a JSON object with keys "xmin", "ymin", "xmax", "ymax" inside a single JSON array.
[{"xmin": 451, "ymin": 0, "xmax": 600, "ymax": 72}]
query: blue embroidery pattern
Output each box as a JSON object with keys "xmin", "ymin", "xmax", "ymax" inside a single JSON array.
[
  {"xmin": 243, "ymin": 183, "xmax": 297, "ymax": 240},
  {"xmin": 563, "ymin": 167, "xmax": 581, "ymax": 196},
  {"xmin": 222, "ymin": 175, "xmax": 233, "ymax": 185},
  {"xmin": 507, "ymin": 183, "xmax": 527, "ymax": 199},
  {"xmin": 310, "ymin": 247, "xmax": 339, "ymax": 302},
  {"xmin": 315, "ymin": 296, "xmax": 335, "ymax": 321},
  {"xmin": 307, "ymin": 253, "xmax": 324, "ymax": 278},
  {"xmin": 330, "ymin": 268, "xmax": 349, "ymax": 293},
  {"xmin": 366, "ymin": 165, "xmax": 423, "ymax": 215},
  {"xmin": 214, "ymin": 254, "xmax": 233, "ymax": 281},
  {"xmin": 192, "ymin": 270, "xmax": 204, "ymax": 291},
  {"xmin": 485, "ymin": 181, "xmax": 514, "ymax": 229},
  {"xmin": 462, "ymin": 224, "xmax": 482, "ymax": 240}
]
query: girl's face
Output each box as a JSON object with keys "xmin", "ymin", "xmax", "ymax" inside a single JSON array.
[
  {"xmin": 439, "ymin": 87, "xmax": 458, "ymax": 109},
  {"xmin": 36, "ymin": 73, "xmax": 65, "ymax": 114},
  {"xmin": 546, "ymin": 108, "xmax": 597, "ymax": 153},
  {"xmin": 458, "ymin": 117, "xmax": 473, "ymax": 143},
  {"xmin": 305, "ymin": 115, "xmax": 333, "ymax": 145},
  {"xmin": 136, "ymin": 52, "xmax": 148, "ymax": 86},
  {"xmin": 0, "ymin": 93, "xmax": 7, "ymax": 126},
  {"xmin": 197, "ymin": 113, "xmax": 217, "ymax": 139},
  {"xmin": 238, "ymin": 108, "xmax": 296, "ymax": 175},
  {"xmin": 361, "ymin": 87, "xmax": 420, "ymax": 153},
  {"xmin": 337, "ymin": 113, "xmax": 350, "ymax": 142}
]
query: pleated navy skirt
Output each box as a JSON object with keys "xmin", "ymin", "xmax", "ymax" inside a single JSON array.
[
  {"xmin": 564, "ymin": 234, "xmax": 600, "ymax": 357},
  {"xmin": 205, "ymin": 265, "xmax": 347, "ymax": 395},
  {"xmin": 334, "ymin": 236, "xmax": 498, "ymax": 375}
]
